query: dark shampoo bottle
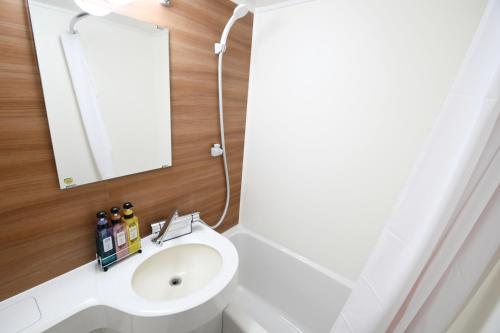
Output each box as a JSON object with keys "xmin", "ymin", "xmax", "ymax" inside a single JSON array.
[{"xmin": 96, "ymin": 211, "xmax": 116, "ymax": 266}]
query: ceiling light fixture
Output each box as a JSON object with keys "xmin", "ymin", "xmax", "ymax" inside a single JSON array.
[{"xmin": 73, "ymin": 0, "xmax": 140, "ymax": 16}]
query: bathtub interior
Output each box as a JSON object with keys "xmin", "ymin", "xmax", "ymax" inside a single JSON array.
[{"xmin": 226, "ymin": 230, "xmax": 353, "ymax": 333}]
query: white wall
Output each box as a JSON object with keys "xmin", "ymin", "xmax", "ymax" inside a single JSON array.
[
  {"xmin": 29, "ymin": 1, "xmax": 171, "ymax": 189},
  {"xmin": 239, "ymin": 0, "xmax": 488, "ymax": 281}
]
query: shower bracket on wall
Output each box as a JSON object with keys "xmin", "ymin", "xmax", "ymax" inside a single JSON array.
[
  {"xmin": 214, "ymin": 43, "xmax": 226, "ymax": 55},
  {"xmin": 211, "ymin": 144, "xmax": 223, "ymax": 157}
]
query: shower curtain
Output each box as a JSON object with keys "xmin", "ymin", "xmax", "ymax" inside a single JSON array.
[{"xmin": 331, "ymin": 1, "xmax": 500, "ymax": 332}]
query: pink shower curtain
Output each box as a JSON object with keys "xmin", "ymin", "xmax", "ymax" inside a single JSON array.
[{"xmin": 331, "ymin": 0, "xmax": 500, "ymax": 332}]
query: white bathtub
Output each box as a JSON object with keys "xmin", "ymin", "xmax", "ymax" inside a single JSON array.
[{"xmin": 223, "ymin": 226, "xmax": 354, "ymax": 333}]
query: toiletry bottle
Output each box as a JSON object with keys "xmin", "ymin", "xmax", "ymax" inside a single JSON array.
[
  {"xmin": 110, "ymin": 207, "xmax": 128, "ymax": 259},
  {"xmin": 122, "ymin": 202, "xmax": 141, "ymax": 254},
  {"xmin": 95, "ymin": 211, "xmax": 116, "ymax": 266}
]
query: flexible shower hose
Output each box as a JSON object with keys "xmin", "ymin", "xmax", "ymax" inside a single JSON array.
[{"xmin": 210, "ymin": 52, "xmax": 231, "ymax": 230}]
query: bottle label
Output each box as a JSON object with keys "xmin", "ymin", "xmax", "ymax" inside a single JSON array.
[
  {"xmin": 129, "ymin": 225, "xmax": 138, "ymax": 241},
  {"xmin": 103, "ymin": 236, "xmax": 113, "ymax": 253},
  {"xmin": 117, "ymin": 231, "xmax": 126, "ymax": 247}
]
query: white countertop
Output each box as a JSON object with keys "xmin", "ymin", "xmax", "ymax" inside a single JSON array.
[{"xmin": 0, "ymin": 222, "xmax": 238, "ymax": 333}]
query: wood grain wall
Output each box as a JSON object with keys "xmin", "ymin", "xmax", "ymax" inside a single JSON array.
[{"xmin": 0, "ymin": 0, "xmax": 252, "ymax": 301}]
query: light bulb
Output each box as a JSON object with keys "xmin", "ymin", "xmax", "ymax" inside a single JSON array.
[
  {"xmin": 74, "ymin": 0, "xmax": 112, "ymax": 16},
  {"xmin": 74, "ymin": 0, "xmax": 138, "ymax": 16}
]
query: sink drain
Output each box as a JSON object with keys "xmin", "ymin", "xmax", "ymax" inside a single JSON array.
[{"xmin": 169, "ymin": 276, "xmax": 182, "ymax": 287}]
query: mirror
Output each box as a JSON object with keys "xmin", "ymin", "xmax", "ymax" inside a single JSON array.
[{"xmin": 27, "ymin": 0, "xmax": 172, "ymax": 189}]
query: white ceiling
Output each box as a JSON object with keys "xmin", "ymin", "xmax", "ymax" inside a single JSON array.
[
  {"xmin": 232, "ymin": 0, "xmax": 293, "ymax": 12},
  {"xmin": 254, "ymin": 0, "xmax": 291, "ymax": 6}
]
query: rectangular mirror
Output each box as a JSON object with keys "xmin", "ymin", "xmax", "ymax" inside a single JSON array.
[{"xmin": 27, "ymin": 0, "xmax": 172, "ymax": 189}]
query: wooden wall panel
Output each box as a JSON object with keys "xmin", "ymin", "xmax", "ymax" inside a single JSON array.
[{"xmin": 0, "ymin": 0, "xmax": 252, "ymax": 301}]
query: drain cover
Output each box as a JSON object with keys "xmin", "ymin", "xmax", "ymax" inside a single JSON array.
[{"xmin": 169, "ymin": 277, "xmax": 182, "ymax": 286}]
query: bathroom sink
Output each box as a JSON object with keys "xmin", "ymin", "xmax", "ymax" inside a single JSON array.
[{"xmin": 132, "ymin": 244, "xmax": 223, "ymax": 301}]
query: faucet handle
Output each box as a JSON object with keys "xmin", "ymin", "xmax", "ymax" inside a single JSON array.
[
  {"xmin": 154, "ymin": 208, "xmax": 179, "ymax": 245},
  {"xmin": 171, "ymin": 209, "xmax": 179, "ymax": 222}
]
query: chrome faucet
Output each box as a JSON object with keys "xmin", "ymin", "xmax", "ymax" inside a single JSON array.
[
  {"xmin": 151, "ymin": 210, "xmax": 200, "ymax": 245},
  {"xmin": 153, "ymin": 209, "xmax": 179, "ymax": 245}
]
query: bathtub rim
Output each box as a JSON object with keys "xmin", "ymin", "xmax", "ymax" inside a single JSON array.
[{"xmin": 223, "ymin": 224, "xmax": 355, "ymax": 290}]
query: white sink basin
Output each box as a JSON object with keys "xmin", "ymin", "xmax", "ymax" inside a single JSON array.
[{"xmin": 132, "ymin": 244, "xmax": 223, "ymax": 301}]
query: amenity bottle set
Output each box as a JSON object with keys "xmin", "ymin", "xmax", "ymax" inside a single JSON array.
[{"xmin": 95, "ymin": 202, "xmax": 142, "ymax": 271}]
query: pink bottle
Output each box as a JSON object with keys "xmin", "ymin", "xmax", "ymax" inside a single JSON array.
[{"xmin": 110, "ymin": 207, "xmax": 128, "ymax": 259}]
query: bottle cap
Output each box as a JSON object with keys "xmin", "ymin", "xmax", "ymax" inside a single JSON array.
[
  {"xmin": 123, "ymin": 202, "xmax": 134, "ymax": 209},
  {"xmin": 96, "ymin": 211, "xmax": 107, "ymax": 219},
  {"xmin": 110, "ymin": 207, "xmax": 120, "ymax": 215}
]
